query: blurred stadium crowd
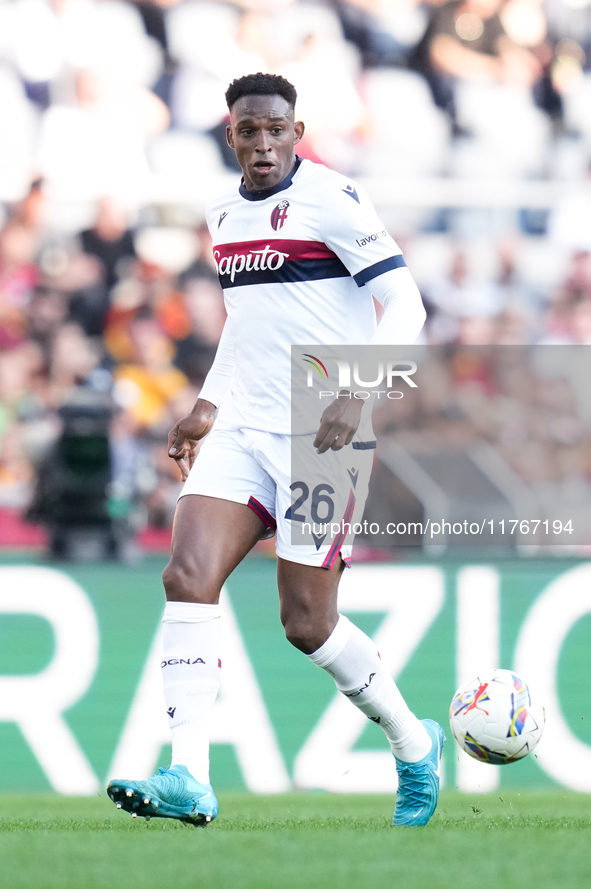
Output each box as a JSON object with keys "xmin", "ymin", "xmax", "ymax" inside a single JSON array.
[{"xmin": 2, "ymin": 0, "xmax": 591, "ymax": 551}]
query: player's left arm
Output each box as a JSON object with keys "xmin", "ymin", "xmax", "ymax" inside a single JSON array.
[
  {"xmin": 368, "ymin": 266, "xmax": 426, "ymax": 345},
  {"xmin": 313, "ymin": 271, "xmax": 425, "ymax": 452},
  {"xmin": 313, "ymin": 393, "xmax": 364, "ymax": 454},
  {"xmin": 314, "ymin": 180, "xmax": 425, "ymax": 452}
]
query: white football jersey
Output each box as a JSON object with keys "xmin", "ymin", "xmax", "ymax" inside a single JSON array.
[{"xmin": 204, "ymin": 157, "xmax": 406, "ymax": 433}]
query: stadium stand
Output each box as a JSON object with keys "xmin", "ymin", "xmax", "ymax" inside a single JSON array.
[{"xmin": 2, "ymin": 0, "xmax": 591, "ymax": 552}]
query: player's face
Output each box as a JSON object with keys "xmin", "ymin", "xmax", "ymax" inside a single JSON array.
[{"xmin": 227, "ymin": 94, "xmax": 304, "ymax": 192}]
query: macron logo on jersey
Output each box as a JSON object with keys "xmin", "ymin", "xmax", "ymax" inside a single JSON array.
[
  {"xmin": 342, "ymin": 184, "xmax": 359, "ymax": 203},
  {"xmin": 218, "ymin": 211, "xmax": 229, "ymax": 228}
]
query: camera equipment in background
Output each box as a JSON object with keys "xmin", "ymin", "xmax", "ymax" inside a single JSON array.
[{"xmin": 28, "ymin": 390, "xmax": 122, "ymax": 560}]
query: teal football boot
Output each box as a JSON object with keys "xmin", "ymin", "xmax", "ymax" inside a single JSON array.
[
  {"xmin": 393, "ymin": 719, "xmax": 445, "ymax": 826},
  {"xmin": 107, "ymin": 764, "xmax": 218, "ymax": 827}
]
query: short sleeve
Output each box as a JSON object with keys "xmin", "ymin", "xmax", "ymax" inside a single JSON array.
[{"xmin": 319, "ymin": 177, "xmax": 405, "ymax": 287}]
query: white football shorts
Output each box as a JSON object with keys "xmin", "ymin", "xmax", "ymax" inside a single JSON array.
[{"xmin": 179, "ymin": 426, "xmax": 375, "ymax": 568}]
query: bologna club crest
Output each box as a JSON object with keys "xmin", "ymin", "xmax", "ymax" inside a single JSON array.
[{"xmin": 271, "ymin": 200, "xmax": 290, "ymax": 231}]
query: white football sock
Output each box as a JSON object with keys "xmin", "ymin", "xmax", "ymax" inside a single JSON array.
[
  {"xmin": 161, "ymin": 600, "xmax": 221, "ymax": 784},
  {"xmin": 307, "ymin": 614, "xmax": 431, "ymax": 762}
]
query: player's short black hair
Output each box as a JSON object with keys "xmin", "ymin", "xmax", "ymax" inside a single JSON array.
[{"xmin": 225, "ymin": 73, "xmax": 297, "ymax": 111}]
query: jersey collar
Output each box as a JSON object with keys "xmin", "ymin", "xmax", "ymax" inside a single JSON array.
[{"xmin": 238, "ymin": 156, "xmax": 302, "ymax": 202}]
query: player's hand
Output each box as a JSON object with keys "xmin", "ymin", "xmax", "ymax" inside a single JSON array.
[
  {"xmin": 313, "ymin": 393, "xmax": 364, "ymax": 454},
  {"xmin": 168, "ymin": 399, "xmax": 216, "ymax": 481}
]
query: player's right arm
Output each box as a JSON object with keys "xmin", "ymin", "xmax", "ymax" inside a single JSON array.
[{"xmin": 168, "ymin": 319, "xmax": 235, "ymax": 480}]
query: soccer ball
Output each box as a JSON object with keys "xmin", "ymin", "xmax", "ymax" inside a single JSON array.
[{"xmin": 449, "ymin": 669, "xmax": 546, "ymax": 765}]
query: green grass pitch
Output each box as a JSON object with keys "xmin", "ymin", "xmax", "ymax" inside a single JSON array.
[{"xmin": 0, "ymin": 792, "xmax": 589, "ymax": 889}]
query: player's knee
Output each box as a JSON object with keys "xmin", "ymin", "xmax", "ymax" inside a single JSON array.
[
  {"xmin": 282, "ymin": 614, "xmax": 329, "ymax": 655},
  {"xmin": 162, "ymin": 557, "xmax": 218, "ymax": 603},
  {"xmin": 283, "ymin": 620, "xmax": 315, "ymax": 653},
  {"xmin": 162, "ymin": 559, "xmax": 193, "ymax": 600}
]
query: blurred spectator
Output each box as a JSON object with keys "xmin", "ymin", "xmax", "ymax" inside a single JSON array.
[
  {"xmin": 330, "ymin": 0, "xmax": 426, "ymax": 68},
  {"xmin": 113, "ymin": 314, "xmax": 189, "ymax": 431},
  {"xmin": 8, "ymin": 0, "xmax": 163, "ymax": 102},
  {"xmin": 423, "ymin": 247, "xmax": 508, "ymax": 342},
  {"xmin": 24, "ymin": 285, "xmax": 68, "ymax": 359},
  {"xmin": 179, "ymin": 221, "xmax": 219, "ymax": 285},
  {"xmin": 168, "ymin": 1, "xmax": 270, "ymax": 133},
  {"xmin": 48, "ymin": 322, "xmax": 104, "ymax": 403},
  {"xmin": 134, "ymin": 0, "xmax": 171, "ymax": 55},
  {"xmin": 40, "ymin": 241, "xmax": 108, "ymax": 338},
  {"xmin": 39, "ymin": 67, "xmax": 168, "ymax": 201},
  {"xmin": 0, "ymin": 340, "xmax": 49, "ymax": 509},
  {"xmin": 411, "ymin": 0, "xmax": 542, "ymax": 121},
  {"xmin": 539, "ymin": 283, "xmax": 591, "ymax": 343},
  {"xmin": 492, "ymin": 305, "xmax": 533, "ymax": 343},
  {"xmin": 279, "ymin": 4, "xmax": 365, "ymax": 171},
  {"xmin": 80, "ymin": 197, "xmax": 137, "ymax": 290},
  {"xmin": 0, "ymin": 221, "xmax": 39, "ymax": 348},
  {"xmin": 174, "ymin": 276, "xmax": 226, "ymax": 384},
  {"xmin": 103, "ymin": 229, "xmax": 196, "ymax": 364}
]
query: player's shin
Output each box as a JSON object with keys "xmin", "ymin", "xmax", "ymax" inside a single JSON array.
[
  {"xmin": 161, "ymin": 601, "xmax": 222, "ymax": 783},
  {"xmin": 306, "ymin": 614, "xmax": 431, "ymax": 763}
]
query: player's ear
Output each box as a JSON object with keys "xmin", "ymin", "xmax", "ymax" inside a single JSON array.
[
  {"xmin": 294, "ymin": 120, "xmax": 305, "ymax": 145},
  {"xmin": 226, "ymin": 124, "xmax": 234, "ymax": 150}
]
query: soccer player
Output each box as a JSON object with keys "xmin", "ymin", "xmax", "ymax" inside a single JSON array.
[{"xmin": 108, "ymin": 73, "xmax": 444, "ymax": 827}]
